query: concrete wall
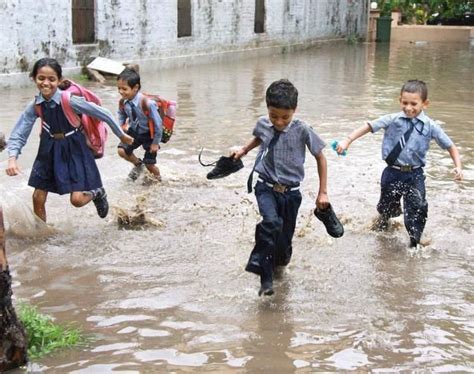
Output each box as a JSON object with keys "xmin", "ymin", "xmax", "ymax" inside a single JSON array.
[
  {"xmin": 0, "ymin": 0, "xmax": 368, "ymax": 88},
  {"xmin": 391, "ymin": 25, "xmax": 474, "ymax": 43}
]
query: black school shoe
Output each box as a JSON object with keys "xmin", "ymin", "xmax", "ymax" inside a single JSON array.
[
  {"xmin": 314, "ymin": 203, "xmax": 344, "ymax": 238},
  {"xmin": 92, "ymin": 187, "xmax": 109, "ymax": 218},
  {"xmin": 206, "ymin": 156, "xmax": 244, "ymax": 180},
  {"xmin": 128, "ymin": 160, "xmax": 144, "ymax": 181},
  {"xmin": 198, "ymin": 149, "xmax": 244, "ymax": 180},
  {"xmin": 258, "ymin": 274, "xmax": 274, "ymax": 297}
]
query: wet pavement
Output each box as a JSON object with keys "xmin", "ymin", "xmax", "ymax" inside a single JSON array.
[{"xmin": 0, "ymin": 41, "xmax": 473, "ymax": 372}]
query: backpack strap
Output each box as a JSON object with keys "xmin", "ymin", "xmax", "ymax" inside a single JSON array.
[
  {"xmin": 34, "ymin": 103, "xmax": 44, "ymax": 134},
  {"xmin": 140, "ymin": 96, "xmax": 155, "ymax": 139},
  {"xmin": 60, "ymin": 91, "xmax": 82, "ymax": 127},
  {"xmin": 34, "ymin": 104, "xmax": 43, "ymax": 123},
  {"xmin": 118, "ymin": 98, "xmax": 128, "ymax": 129}
]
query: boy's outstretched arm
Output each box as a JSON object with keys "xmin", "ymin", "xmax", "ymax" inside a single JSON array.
[
  {"xmin": 447, "ymin": 145, "xmax": 463, "ymax": 181},
  {"xmin": 315, "ymin": 151, "xmax": 329, "ymax": 210},
  {"xmin": 336, "ymin": 123, "xmax": 372, "ymax": 154},
  {"xmin": 232, "ymin": 137, "xmax": 262, "ymax": 159}
]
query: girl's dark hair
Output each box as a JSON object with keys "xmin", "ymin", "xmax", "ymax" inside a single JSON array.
[
  {"xmin": 117, "ymin": 67, "xmax": 141, "ymax": 90},
  {"xmin": 30, "ymin": 58, "xmax": 62, "ymax": 79},
  {"xmin": 265, "ymin": 79, "xmax": 298, "ymax": 110},
  {"xmin": 401, "ymin": 79, "xmax": 428, "ymax": 101}
]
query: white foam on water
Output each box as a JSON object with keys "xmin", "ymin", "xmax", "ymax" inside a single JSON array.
[{"xmin": 0, "ymin": 191, "xmax": 56, "ymax": 238}]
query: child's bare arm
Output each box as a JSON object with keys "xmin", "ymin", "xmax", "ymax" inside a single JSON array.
[
  {"xmin": 336, "ymin": 123, "xmax": 372, "ymax": 154},
  {"xmin": 447, "ymin": 145, "xmax": 463, "ymax": 181},
  {"xmin": 315, "ymin": 151, "xmax": 329, "ymax": 210},
  {"xmin": 232, "ymin": 137, "xmax": 262, "ymax": 159}
]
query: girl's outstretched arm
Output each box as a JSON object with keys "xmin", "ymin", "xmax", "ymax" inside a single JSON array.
[
  {"xmin": 69, "ymin": 96, "xmax": 132, "ymax": 144},
  {"xmin": 7, "ymin": 100, "xmax": 37, "ymax": 160}
]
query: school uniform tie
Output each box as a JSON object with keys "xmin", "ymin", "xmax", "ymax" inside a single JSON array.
[
  {"xmin": 265, "ymin": 129, "xmax": 282, "ymax": 172},
  {"xmin": 129, "ymin": 102, "xmax": 138, "ymax": 122},
  {"xmin": 247, "ymin": 129, "xmax": 282, "ymax": 193},
  {"xmin": 385, "ymin": 118, "xmax": 416, "ymax": 166}
]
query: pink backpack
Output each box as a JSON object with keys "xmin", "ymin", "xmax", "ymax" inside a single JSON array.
[{"xmin": 35, "ymin": 80, "xmax": 108, "ymax": 158}]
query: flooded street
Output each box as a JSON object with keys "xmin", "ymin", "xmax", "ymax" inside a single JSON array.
[{"xmin": 0, "ymin": 41, "xmax": 473, "ymax": 372}]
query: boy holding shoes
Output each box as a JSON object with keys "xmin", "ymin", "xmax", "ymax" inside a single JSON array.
[{"xmin": 233, "ymin": 79, "xmax": 337, "ymax": 296}]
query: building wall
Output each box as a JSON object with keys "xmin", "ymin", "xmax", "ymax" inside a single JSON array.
[
  {"xmin": 0, "ymin": 0, "xmax": 368, "ymax": 88},
  {"xmin": 391, "ymin": 25, "xmax": 474, "ymax": 43}
]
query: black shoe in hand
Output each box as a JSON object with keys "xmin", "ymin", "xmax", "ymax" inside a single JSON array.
[
  {"xmin": 204, "ymin": 156, "xmax": 244, "ymax": 180},
  {"xmin": 314, "ymin": 203, "xmax": 344, "ymax": 238}
]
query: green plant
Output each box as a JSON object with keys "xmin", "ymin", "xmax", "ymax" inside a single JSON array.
[
  {"xmin": 18, "ymin": 303, "xmax": 86, "ymax": 359},
  {"xmin": 346, "ymin": 33, "xmax": 360, "ymax": 44},
  {"xmin": 377, "ymin": 0, "xmax": 393, "ymax": 16},
  {"xmin": 381, "ymin": 0, "xmax": 474, "ymax": 24},
  {"xmin": 71, "ymin": 73, "xmax": 90, "ymax": 83}
]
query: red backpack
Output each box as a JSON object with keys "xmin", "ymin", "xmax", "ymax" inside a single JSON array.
[
  {"xmin": 119, "ymin": 93, "xmax": 176, "ymax": 143},
  {"xmin": 34, "ymin": 80, "xmax": 108, "ymax": 158}
]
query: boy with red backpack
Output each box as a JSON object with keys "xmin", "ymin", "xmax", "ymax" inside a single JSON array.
[
  {"xmin": 117, "ymin": 68, "xmax": 176, "ymax": 181},
  {"xmin": 6, "ymin": 58, "xmax": 134, "ymax": 221}
]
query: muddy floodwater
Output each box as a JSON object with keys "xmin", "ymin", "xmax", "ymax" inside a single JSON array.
[{"xmin": 0, "ymin": 41, "xmax": 473, "ymax": 372}]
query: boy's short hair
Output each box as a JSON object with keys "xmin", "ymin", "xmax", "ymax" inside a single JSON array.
[
  {"xmin": 266, "ymin": 79, "xmax": 298, "ymax": 110},
  {"xmin": 118, "ymin": 67, "xmax": 141, "ymax": 89},
  {"xmin": 401, "ymin": 79, "xmax": 428, "ymax": 101}
]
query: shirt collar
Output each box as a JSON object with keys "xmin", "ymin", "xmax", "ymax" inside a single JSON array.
[
  {"xmin": 35, "ymin": 89, "xmax": 62, "ymax": 105},
  {"xmin": 415, "ymin": 111, "xmax": 428, "ymax": 124},
  {"xmin": 400, "ymin": 110, "xmax": 428, "ymax": 124},
  {"xmin": 124, "ymin": 92, "xmax": 141, "ymax": 106},
  {"xmin": 270, "ymin": 119, "xmax": 294, "ymax": 133}
]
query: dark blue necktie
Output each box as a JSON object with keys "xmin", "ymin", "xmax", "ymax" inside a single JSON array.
[
  {"xmin": 264, "ymin": 129, "xmax": 282, "ymax": 172},
  {"xmin": 385, "ymin": 118, "xmax": 415, "ymax": 166},
  {"xmin": 247, "ymin": 129, "xmax": 282, "ymax": 193},
  {"xmin": 129, "ymin": 102, "xmax": 138, "ymax": 122}
]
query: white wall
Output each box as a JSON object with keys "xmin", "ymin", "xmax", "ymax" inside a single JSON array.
[{"xmin": 0, "ymin": 0, "xmax": 368, "ymax": 88}]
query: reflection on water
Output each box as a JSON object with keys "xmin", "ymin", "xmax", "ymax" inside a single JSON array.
[{"xmin": 0, "ymin": 41, "xmax": 473, "ymax": 372}]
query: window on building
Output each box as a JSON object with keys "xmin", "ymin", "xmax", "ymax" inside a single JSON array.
[
  {"xmin": 178, "ymin": 0, "xmax": 192, "ymax": 37},
  {"xmin": 72, "ymin": 0, "xmax": 96, "ymax": 44},
  {"xmin": 254, "ymin": 0, "xmax": 265, "ymax": 33}
]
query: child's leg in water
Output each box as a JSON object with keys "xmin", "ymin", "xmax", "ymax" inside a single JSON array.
[
  {"xmin": 145, "ymin": 164, "xmax": 161, "ymax": 180},
  {"xmin": 70, "ymin": 191, "xmax": 93, "ymax": 207},
  {"xmin": 72, "ymin": 189, "xmax": 109, "ymax": 219},
  {"xmin": 117, "ymin": 148, "xmax": 142, "ymax": 166},
  {"xmin": 32, "ymin": 189, "xmax": 48, "ymax": 222}
]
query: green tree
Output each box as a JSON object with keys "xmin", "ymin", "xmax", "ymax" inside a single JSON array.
[{"xmin": 376, "ymin": 0, "xmax": 473, "ymax": 24}]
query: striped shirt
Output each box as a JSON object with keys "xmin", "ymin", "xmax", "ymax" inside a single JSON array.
[
  {"xmin": 253, "ymin": 116, "xmax": 325, "ymax": 185},
  {"xmin": 118, "ymin": 92, "xmax": 162, "ymax": 145},
  {"xmin": 369, "ymin": 111, "xmax": 453, "ymax": 167}
]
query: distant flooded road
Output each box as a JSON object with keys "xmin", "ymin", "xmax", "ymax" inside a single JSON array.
[{"xmin": 0, "ymin": 41, "xmax": 473, "ymax": 372}]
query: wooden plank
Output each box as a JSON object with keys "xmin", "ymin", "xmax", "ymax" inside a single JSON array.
[{"xmin": 87, "ymin": 57, "xmax": 125, "ymax": 75}]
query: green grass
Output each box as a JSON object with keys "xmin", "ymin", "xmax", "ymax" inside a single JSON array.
[
  {"xmin": 17, "ymin": 303, "xmax": 86, "ymax": 359},
  {"xmin": 70, "ymin": 73, "xmax": 90, "ymax": 83}
]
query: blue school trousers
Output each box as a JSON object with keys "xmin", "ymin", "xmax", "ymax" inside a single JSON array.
[
  {"xmin": 377, "ymin": 166, "xmax": 428, "ymax": 242},
  {"xmin": 245, "ymin": 180, "xmax": 302, "ymax": 279}
]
